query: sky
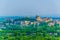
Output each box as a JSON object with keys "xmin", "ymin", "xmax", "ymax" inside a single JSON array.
[{"xmin": 0, "ymin": 0, "xmax": 60, "ymax": 17}]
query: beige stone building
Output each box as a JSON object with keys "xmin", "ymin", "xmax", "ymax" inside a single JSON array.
[{"xmin": 36, "ymin": 16, "xmax": 43, "ymax": 22}]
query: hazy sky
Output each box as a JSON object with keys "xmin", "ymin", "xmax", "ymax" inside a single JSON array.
[{"xmin": 0, "ymin": 0, "xmax": 60, "ymax": 17}]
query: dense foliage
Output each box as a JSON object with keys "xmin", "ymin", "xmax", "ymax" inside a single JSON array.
[{"xmin": 0, "ymin": 22, "xmax": 60, "ymax": 40}]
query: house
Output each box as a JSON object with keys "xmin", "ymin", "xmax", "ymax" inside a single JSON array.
[
  {"xmin": 24, "ymin": 21, "xmax": 30, "ymax": 26},
  {"xmin": 56, "ymin": 20, "xmax": 60, "ymax": 24},
  {"xmin": 43, "ymin": 18, "xmax": 52, "ymax": 22},
  {"xmin": 48, "ymin": 21, "xmax": 55, "ymax": 26},
  {"xmin": 31, "ymin": 22, "xmax": 34, "ymax": 25}
]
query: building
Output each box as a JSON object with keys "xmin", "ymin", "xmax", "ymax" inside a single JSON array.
[
  {"xmin": 43, "ymin": 17, "xmax": 52, "ymax": 22},
  {"xmin": 36, "ymin": 15, "xmax": 43, "ymax": 22},
  {"xmin": 56, "ymin": 20, "xmax": 60, "ymax": 24},
  {"xmin": 24, "ymin": 21, "xmax": 30, "ymax": 26},
  {"xmin": 48, "ymin": 21, "xmax": 55, "ymax": 26}
]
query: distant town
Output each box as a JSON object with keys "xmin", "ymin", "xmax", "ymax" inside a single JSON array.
[
  {"xmin": 0, "ymin": 16, "xmax": 60, "ymax": 40},
  {"xmin": 0, "ymin": 16, "xmax": 60, "ymax": 28}
]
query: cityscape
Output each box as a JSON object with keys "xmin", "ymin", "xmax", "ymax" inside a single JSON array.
[{"xmin": 0, "ymin": 16, "xmax": 60, "ymax": 40}]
